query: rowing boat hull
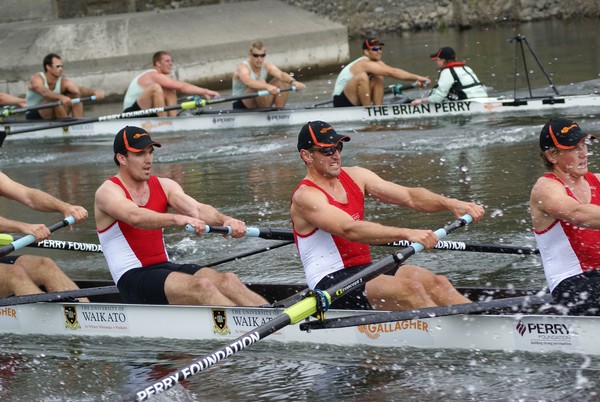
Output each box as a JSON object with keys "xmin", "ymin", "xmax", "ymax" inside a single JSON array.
[
  {"xmin": 3, "ymin": 94, "xmax": 600, "ymax": 140},
  {"xmin": 0, "ymin": 295, "xmax": 593, "ymax": 355}
]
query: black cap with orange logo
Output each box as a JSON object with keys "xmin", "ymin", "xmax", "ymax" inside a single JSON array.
[
  {"xmin": 539, "ymin": 118, "xmax": 594, "ymax": 151},
  {"xmin": 362, "ymin": 38, "xmax": 385, "ymax": 50},
  {"xmin": 114, "ymin": 126, "xmax": 161, "ymax": 154},
  {"xmin": 430, "ymin": 47, "xmax": 456, "ymax": 61},
  {"xmin": 297, "ymin": 121, "xmax": 350, "ymax": 151}
]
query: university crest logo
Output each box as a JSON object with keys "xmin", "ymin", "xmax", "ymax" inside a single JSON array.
[
  {"xmin": 63, "ymin": 305, "xmax": 81, "ymax": 330},
  {"xmin": 212, "ymin": 308, "xmax": 231, "ymax": 335}
]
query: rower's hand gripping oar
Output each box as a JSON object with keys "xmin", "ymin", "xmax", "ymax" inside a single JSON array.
[
  {"xmin": 311, "ymin": 81, "xmax": 425, "ymax": 108},
  {"xmin": 133, "ymin": 214, "xmax": 473, "ymax": 401},
  {"xmin": 185, "ymin": 223, "xmax": 295, "ymax": 241},
  {"xmin": 0, "ymin": 96, "xmax": 97, "ymax": 118},
  {"xmin": 0, "ymin": 216, "xmax": 76, "ymax": 258}
]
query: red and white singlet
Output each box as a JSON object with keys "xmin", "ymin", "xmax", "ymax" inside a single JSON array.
[
  {"xmin": 292, "ymin": 169, "xmax": 371, "ymax": 288},
  {"xmin": 534, "ymin": 172, "xmax": 600, "ymax": 291},
  {"xmin": 97, "ymin": 176, "xmax": 169, "ymax": 284}
]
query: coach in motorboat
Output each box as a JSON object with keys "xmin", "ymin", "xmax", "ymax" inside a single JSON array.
[
  {"xmin": 122, "ymin": 51, "xmax": 220, "ymax": 117},
  {"xmin": 232, "ymin": 40, "xmax": 305, "ymax": 110},
  {"xmin": 332, "ymin": 38, "xmax": 429, "ymax": 107},
  {"xmin": 94, "ymin": 126, "xmax": 268, "ymax": 306},
  {"xmin": 411, "ymin": 46, "xmax": 487, "ymax": 106},
  {"xmin": 26, "ymin": 53, "xmax": 105, "ymax": 120},
  {"xmin": 530, "ymin": 118, "xmax": 600, "ymax": 315},
  {"xmin": 290, "ymin": 120, "xmax": 485, "ymax": 310}
]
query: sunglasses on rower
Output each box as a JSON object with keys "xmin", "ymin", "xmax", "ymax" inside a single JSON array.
[
  {"xmin": 369, "ymin": 47, "xmax": 382, "ymax": 52},
  {"xmin": 311, "ymin": 142, "xmax": 343, "ymax": 156},
  {"xmin": 53, "ymin": 64, "xmax": 63, "ymax": 69},
  {"xmin": 252, "ymin": 53, "xmax": 266, "ymax": 58}
]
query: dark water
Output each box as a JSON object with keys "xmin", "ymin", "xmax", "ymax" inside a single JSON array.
[{"xmin": 1, "ymin": 19, "xmax": 600, "ymax": 401}]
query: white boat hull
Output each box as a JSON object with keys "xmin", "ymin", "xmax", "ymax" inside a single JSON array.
[
  {"xmin": 3, "ymin": 94, "xmax": 600, "ymax": 140},
  {"xmin": 0, "ymin": 301, "xmax": 592, "ymax": 355}
]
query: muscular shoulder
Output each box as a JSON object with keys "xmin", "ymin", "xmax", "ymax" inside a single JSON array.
[
  {"xmin": 343, "ymin": 166, "xmax": 376, "ymax": 187},
  {"xmin": 530, "ymin": 175, "xmax": 564, "ymax": 202}
]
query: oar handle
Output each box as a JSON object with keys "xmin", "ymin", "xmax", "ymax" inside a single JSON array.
[
  {"xmin": 412, "ymin": 214, "xmax": 473, "ymax": 253},
  {"xmin": 184, "ymin": 224, "xmax": 259, "ymax": 237},
  {"xmin": 185, "ymin": 224, "xmax": 292, "ymax": 240},
  {"xmin": 1, "ymin": 96, "xmax": 96, "ymax": 116},
  {"xmin": 193, "ymin": 86, "xmax": 298, "ymax": 108},
  {"xmin": 0, "ymin": 216, "xmax": 76, "ymax": 258}
]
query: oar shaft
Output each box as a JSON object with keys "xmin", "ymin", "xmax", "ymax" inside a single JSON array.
[
  {"xmin": 300, "ymin": 294, "xmax": 554, "ymax": 330},
  {"xmin": 1, "ymin": 96, "xmax": 96, "ymax": 117},
  {"xmin": 197, "ymin": 225, "xmax": 537, "ymax": 254},
  {"xmin": 196, "ymin": 87, "xmax": 297, "ymax": 107},
  {"xmin": 0, "ymin": 216, "xmax": 75, "ymax": 258},
  {"xmin": 0, "ymin": 285, "xmax": 119, "ymax": 307}
]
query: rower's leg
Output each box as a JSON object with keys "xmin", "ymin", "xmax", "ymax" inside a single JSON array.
[
  {"xmin": 71, "ymin": 101, "xmax": 84, "ymax": 118},
  {"xmin": 16, "ymin": 255, "xmax": 89, "ymax": 301},
  {"xmin": 137, "ymin": 83, "xmax": 167, "ymax": 117},
  {"xmin": 164, "ymin": 271, "xmax": 237, "ymax": 306},
  {"xmin": 162, "ymin": 88, "xmax": 178, "ymax": 116},
  {"xmin": 398, "ymin": 264, "xmax": 471, "ymax": 305},
  {"xmin": 0, "ymin": 262, "xmax": 43, "ymax": 297},
  {"xmin": 365, "ymin": 273, "xmax": 437, "ymax": 310},
  {"xmin": 344, "ymin": 72, "xmax": 371, "ymax": 106},
  {"xmin": 270, "ymin": 77, "xmax": 290, "ymax": 109},
  {"xmin": 194, "ymin": 267, "xmax": 268, "ymax": 306},
  {"xmin": 370, "ymin": 75, "xmax": 385, "ymax": 105}
]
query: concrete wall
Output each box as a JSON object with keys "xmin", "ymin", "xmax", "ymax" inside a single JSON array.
[
  {"xmin": 0, "ymin": 0, "xmax": 349, "ymax": 98},
  {"xmin": 0, "ymin": 0, "xmax": 58, "ymax": 24}
]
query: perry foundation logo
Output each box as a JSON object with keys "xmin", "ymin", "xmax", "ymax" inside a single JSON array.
[
  {"xmin": 358, "ymin": 319, "xmax": 429, "ymax": 339},
  {"xmin": 63, "ymin": 305, "xmax": 81, "ymax": 330},
  {"xmin": 212, "ymin": 308, "xmax": 231, "ymax": 335}
]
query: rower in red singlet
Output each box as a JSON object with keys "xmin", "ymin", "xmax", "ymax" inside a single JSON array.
[
  {"xmin": 290, "ymin": 120, "xmax": 485, "ymax": 310},
  {"xmin": 531, "ymin": 117, "xmax": 600, "ymax": 315},
  {"xmin": 94, "ymin": 126, "xmax": 267, "ymax": 306}
]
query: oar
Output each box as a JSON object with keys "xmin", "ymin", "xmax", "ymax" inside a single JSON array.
[
  {"xmin": 196, "ymin": 225, "xmax": 538, "ymax": 255},
  {"xmin": 300, "ymin": 293, "xmax": 554, "ymax": 331},
  {"xmin": 0, "ymin": 96, "xmax": 97, "ymax": 118},
  {"xmin": 310, "ymin": 81, "xmax": 422, "ymax": 108},
  {"xmin": 2, "ymin": 87, "xmax": 298, "ymax": 137},
  {"xmin": 0, "ymin": 216, "xmax": 75, "ymax": 258},
  {"xmin": 204, "ymin": 241, "xmax": 294, "ymax": 267},
  {"xmin": 0, "ymin": 285, "xmax": 119, "ymax": 307},
  {"xmin": 0, "ymin": 234, "xmax": 103, "ymax": 253},
  {"xmin": 132, "ymin": 214, "xmax": 472, "ymax": 401}
]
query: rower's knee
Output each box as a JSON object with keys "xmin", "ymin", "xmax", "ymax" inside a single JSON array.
[{"xmin": 189, "ymin": 276, "xmax": 219, "ymax": 293}]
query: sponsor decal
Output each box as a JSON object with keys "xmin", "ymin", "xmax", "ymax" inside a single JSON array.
[
  {"xmin": 335, "ymin": 278, "xmax": 363, "ymax": 297},
  {"xmin": 358, "ymin": 319, "xmax": 429, "ymax": 339},
  {"xmin": 69, "ymin": 304, "xmax": 129, "ymax": 332},
  {"xmin": 365, "ymin": 101, "xmax": 473, "ymax": 117},
  {"xmin": 212, "ymin": 116, "xmax": 236, "ymax": 125},
  {"xmin": 63, "ymin": 305, "xmax": 81, "ymax": 330},
  {"xmin": 515, "ymin": 319, "xmax": 575, "ymax": 348},
  {"xmin": 140, "ymin": 120, "xmax": 173, "ymax": 131},
  {"xmin": 136, "ymin": 331, "xmax": 260, "ymax": 401},
  {"xmin": 266, "ymin": 113, "xmax": 291, "ymax": 121},
  {"xmin": 37, "ymin": 239, "xmax": 102, "ymax": 252},
  {"xmin": 212, "ymin": 308, "xmax": 231, "ymax": 335},
  {"xmin": 0, "ymin": 307, "xmax": 17, "ymax": 318}
]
